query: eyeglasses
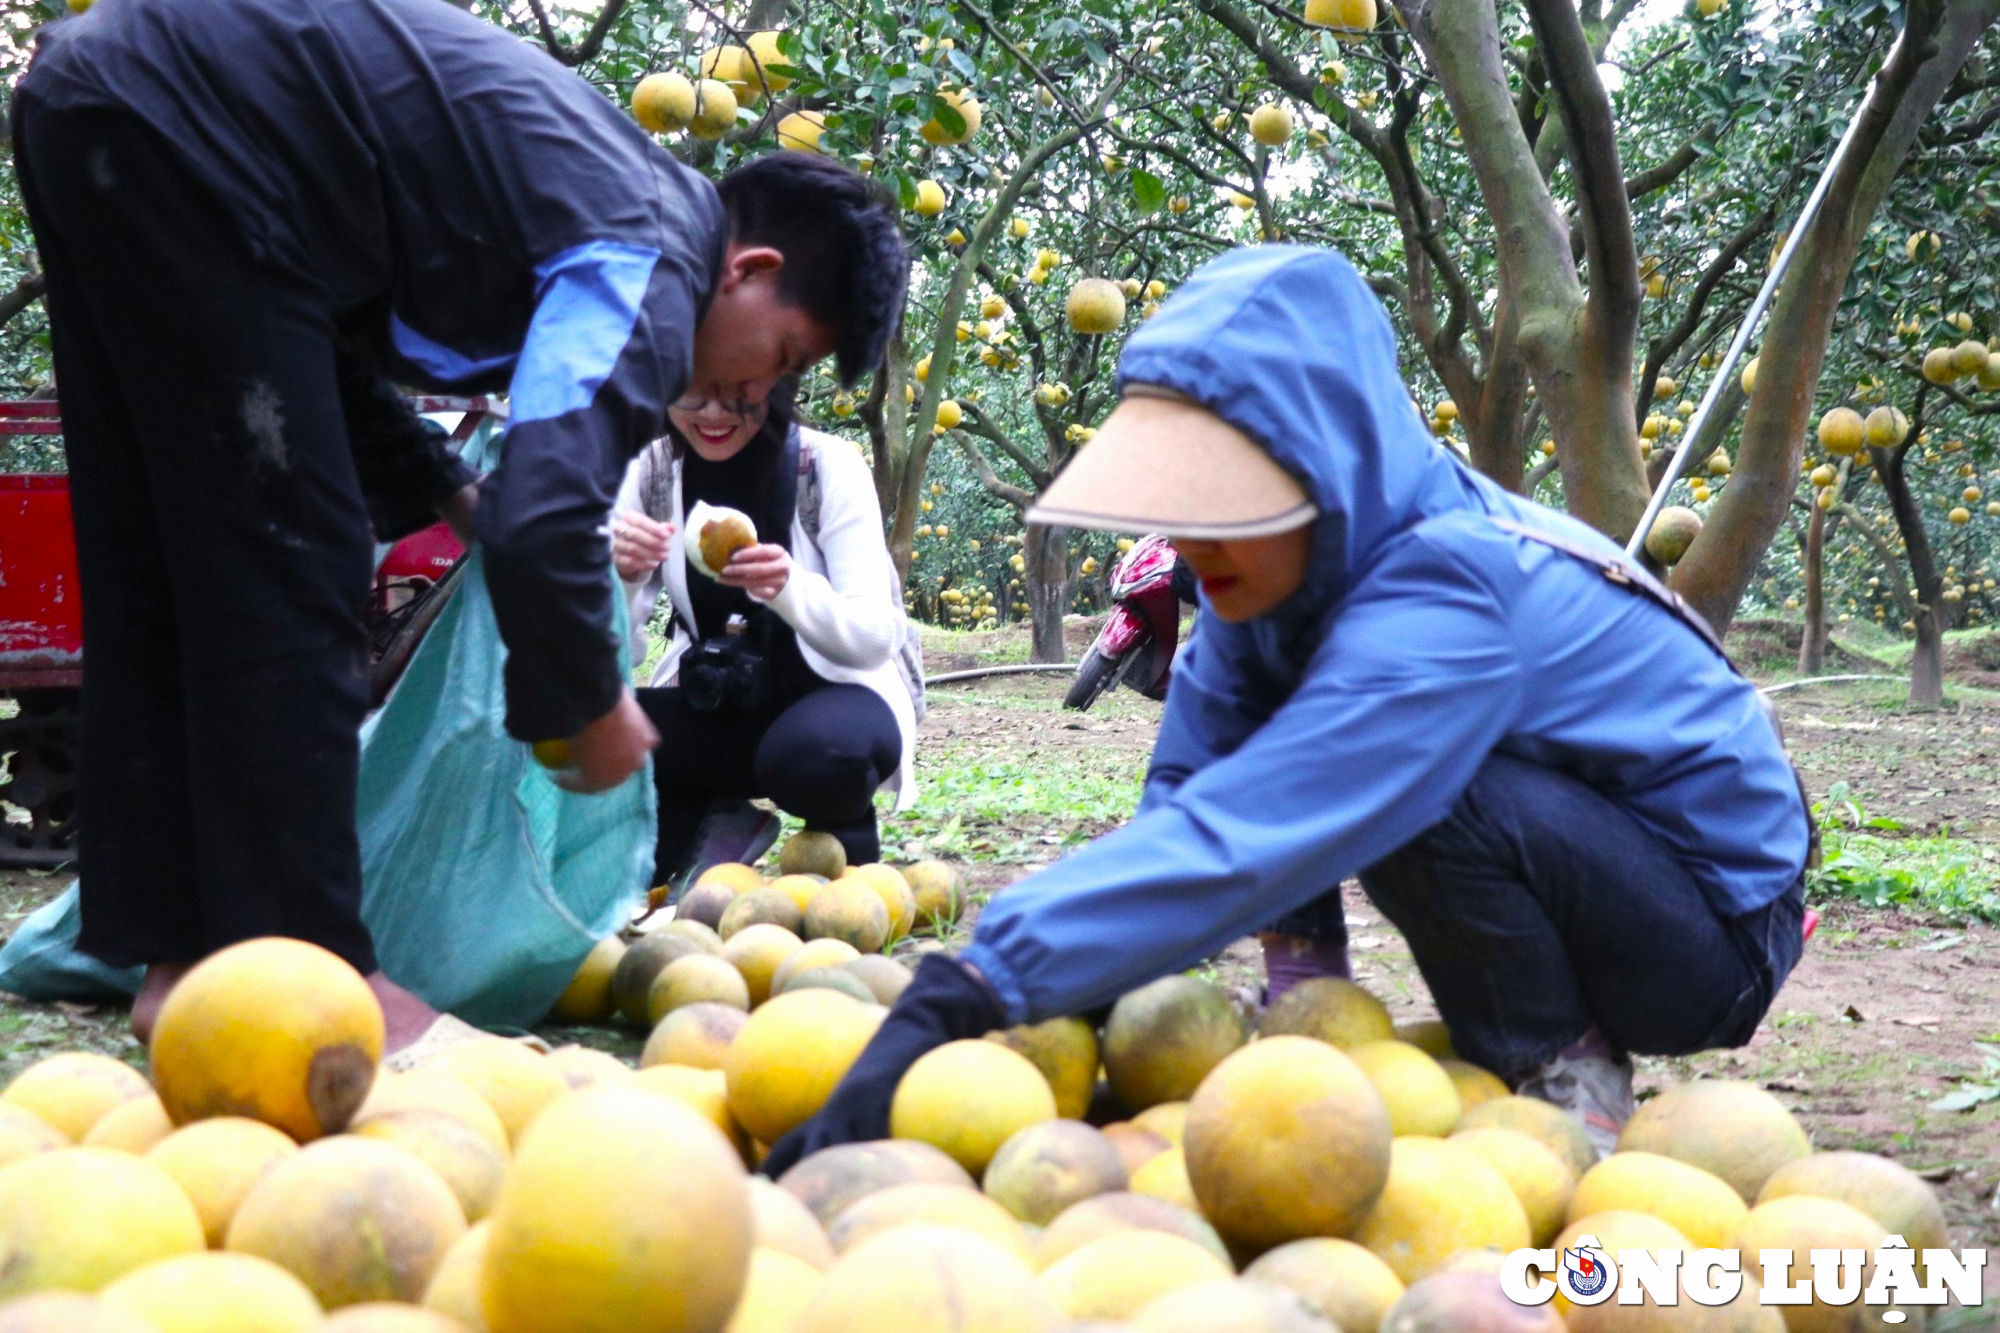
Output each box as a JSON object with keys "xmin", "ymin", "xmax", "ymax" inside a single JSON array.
[{"xmin": 672, "ymin": 394, "xmax": 767, "ymax": 417}]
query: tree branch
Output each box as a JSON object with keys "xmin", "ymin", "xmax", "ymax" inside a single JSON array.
[
  {"xmin": 0, "ymin": 272, "xmax": 47, "ymax": 329},
  {"xmin": 519, "ymin": 0, "xmax": 629, "ymax": 66},
  {"xmin": 954, "ymin": 433, "xmax": 1033, "ymax": 511}
]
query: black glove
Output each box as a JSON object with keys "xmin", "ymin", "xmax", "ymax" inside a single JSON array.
[{"xmin": 760, "ymin": 954, "xmax": 1008, "ymax": 1178}]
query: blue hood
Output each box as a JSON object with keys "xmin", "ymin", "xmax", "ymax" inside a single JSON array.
[{"xmin": 1117, "ymin": 246, "xmax": 1497, "ymax": 639}]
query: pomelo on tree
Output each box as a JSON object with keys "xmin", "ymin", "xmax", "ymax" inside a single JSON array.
[
  {"xmin": 891, "ymin": 1039, "xmax": 1059, "ymax": 1176},
  {"xmin": 632, "ymin": 72, "xmax": 697, "ymax": 134},
  {"xmin": 743, "ymin": 31, "xmax": 793, "ymax": 92},
  {"xmin": 1864, "ymin": 404, "xmax": 1910, "ymax": 447},
  {"xmin": 1066, "ymin": 279, "xmax": 1128, "ymax": 335},
  {"xmin": 1304, "ymin": 0, "xmax": 1377, "ymax": 41},
  {"xmin": 1922, "ymin": 346, "xmax": 1961, "ymax": 384},
  {"xmin": 919, "ymin": 89, "xmax": 983, "ymax": 147},
  {"xmin": 1816, "ymin": 407, "xmax": 1865, "ymax": 456},
  {"xmin": 689, "ymin": 79, "xmax": 739, "ymax": 140},
  {"xmin": 1249, "ymin": 104, "xmax": 1295, "ymax": 146}
]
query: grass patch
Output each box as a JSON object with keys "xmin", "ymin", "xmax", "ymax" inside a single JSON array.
[
  {"xmin": 880, "ymin": 748, "xmax": 1145, "ymax": 865},
  {"xmin": 1808, "ymin": 782, "xmax": 2000, "ymax": 924}
]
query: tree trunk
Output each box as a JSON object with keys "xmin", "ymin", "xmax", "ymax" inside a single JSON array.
[
  {"xmin": 1799, "ymin": 499, "xmax": 1828, "ymax": 676},
  {"xmin": 1874, "ymin": 443, "xmax": 1946, "ymax": 708},
  {"xmin": 1023, "ymin": 523, "xmax": 1069, "ymax": 664},
  {"xmin": 1673, "ymin": 0, "xmax": 1998, "ymax": 631}
]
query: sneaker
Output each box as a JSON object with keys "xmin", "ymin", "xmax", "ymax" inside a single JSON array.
[{"xmin": 1516, "ymin": 1047, "xmax": 1635, "ymax": 1159}]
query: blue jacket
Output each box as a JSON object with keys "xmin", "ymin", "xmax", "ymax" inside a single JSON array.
[{"xmin": 962, "ymin": 246, "xmax": 1812, "ymax": 1026}]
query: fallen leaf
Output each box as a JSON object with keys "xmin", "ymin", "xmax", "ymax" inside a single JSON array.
[{"xmin": 1843, "ymin": 1004, "xmax": 1867, "ymax": 1022}]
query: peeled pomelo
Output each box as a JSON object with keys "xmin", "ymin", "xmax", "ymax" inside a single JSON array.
[
  {"xmin": 795, "ymin": 1223, "xmax": 1060, "ymax": 1333},
  {"xmin": 0, "ymin": 1147, "xmax": 205, "ymax": 1296},
  {"xmin": 2, "ymin": 1051, "xmax": 153, "ymax": 1142},
  {"xmin": 642, "ymin": 1002, "xmax": 748, "ymax": 1071},
  {"xmin": 224, "ymin": 1135, "xmax": 467, "ymax": 1307},
  {"xmin": 150, "ymin": 937, "xmax": 384, "ymax": 1141},
  {"xmin": 146, "ymin": 1115, "xmax": 299, "ymax": 1247},
  {"xmin": 99, "ymin": 1251, "xmax": 323, "ymax": 1333},
  {"xmin": 1103, "ymin": 977, "xmax": 1245, "ymax": 1111},
  {"xmin": 891, "ymin": 1039, "xmax": 1059, "ymax": 1175},
  {"xmin": 482, "ymin": 1085, "xmax": 753, "ymax": 1333}
]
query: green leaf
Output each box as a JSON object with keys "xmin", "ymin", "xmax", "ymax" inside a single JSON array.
[{"xmin": 1130, "ymin": 170, "xmax": 1167, "ymax": 214}]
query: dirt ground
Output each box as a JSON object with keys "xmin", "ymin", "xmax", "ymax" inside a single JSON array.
[{"xmin": 4, "ymin": 625, "xmax": 1999, "ymax": 1295}]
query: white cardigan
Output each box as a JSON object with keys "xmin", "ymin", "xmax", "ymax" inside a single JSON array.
[{"xmin": 615, "ymin": 426, "xmax": 918, "ymax": 810}]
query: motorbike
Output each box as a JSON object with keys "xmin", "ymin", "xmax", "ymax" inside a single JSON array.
[{"xmin": 1064, "ymin": 534, "xmax": 1194, "ymax": 711}]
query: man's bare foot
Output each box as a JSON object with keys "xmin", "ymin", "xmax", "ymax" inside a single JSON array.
[
  {"xmin": 367, "ymin": 972, "xmax": 442, "ymax": 1055},
  {"xmin": 131, "ymin": 960, "xmax": 195, "ymax": 1045}
]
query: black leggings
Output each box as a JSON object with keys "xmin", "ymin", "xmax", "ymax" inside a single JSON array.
[{"xmin": 638, "ymin": 681, "xmax": 901, "ymax": 879}]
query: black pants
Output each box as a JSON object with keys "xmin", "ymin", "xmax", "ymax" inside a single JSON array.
[
  {"xmin": 638, "ymin": 681, "xmax": 901, "ymax": 879},
  {"xmin": 18, "ymin": 107, "xmax": 380, "ymax": 971},
  {"xmin": 1272, "ymin": 753, "xmax": 1805, "ymax": 1079}
]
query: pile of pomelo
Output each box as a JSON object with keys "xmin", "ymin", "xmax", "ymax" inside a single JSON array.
[{"xmin": 0, "ymin": 838, "xmax": 1953, "ymax": 1331}]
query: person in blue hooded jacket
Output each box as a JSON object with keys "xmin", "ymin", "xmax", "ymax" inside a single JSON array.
[{"xmin": 763, "ymin": 245, "xmax": 1812, "ymax": 1172}]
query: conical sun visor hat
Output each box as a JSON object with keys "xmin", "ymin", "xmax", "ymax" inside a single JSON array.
[{"xmin": 1026, "ymin": 385, "xmax": 1318, "ymax": 539}]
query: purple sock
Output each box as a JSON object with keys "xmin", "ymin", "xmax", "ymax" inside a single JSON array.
[
  {"xmin": 1558, "ymin": 1026, "xmax": 1615, "ymax": 1061},
  {"xmin": 1260, "ymin": 933, "xmax": 1351, "ymax": 1004}
]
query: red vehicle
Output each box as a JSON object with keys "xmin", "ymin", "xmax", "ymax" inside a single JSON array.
[
  {"xmin": 1065, "ymin": 534, "xmax": 1193, "ymax": 712},
  {"xmin": 0, "ymin": 397, "xmax": 493, "ymax": 866}
]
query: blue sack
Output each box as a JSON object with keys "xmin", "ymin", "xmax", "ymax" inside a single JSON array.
[{"xmin": 0, "ymin": 552, "xmax": 654, "ymax": 1031}]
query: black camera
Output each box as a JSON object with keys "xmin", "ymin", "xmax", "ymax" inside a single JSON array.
[{"xmin": 681, "ymin": 614, "xmax": 772, "ymax": 713}]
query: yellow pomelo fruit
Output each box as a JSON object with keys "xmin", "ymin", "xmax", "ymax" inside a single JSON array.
[
  {"xmin": 779, "ymin": 831, "xmax": 848, "ymax": 879},
  {"xmin": 356, "ymin": 1072, "xmax": 510, "ymax": 1153},
  {"xmin": 891, "ymin": 1040, "xmax": 1058, "ymax": 1176},
  {"xmin": 643, "ymin": 1002, "xmax": 748, "ymax": 1072},
  {"xmin": 152, "ymin": 939, "xmax": 384, "ymax": 1141},
  {"xmin": 844, "ymin": 865, "xmax": 917, "ymax": 941},
  {"xmin": 1066, "ymin": 279, "xmax": 1127, "ymax": 335},
  {"xmin": 802, "ymin": 880, "xmax": 889, "ymax": 953},
  {"xmin": 797, "ymin": 1223, "xmax": 1060, "ymax": 1333},
  {"xmin": 828, "ymin": 1181, "xmax": 1032, "ymax": 1263},
  {"xmin": 1304, "ymin": 0, "xmax": 1376, "ymax": 39},
  {"xmin": 1248, "ymin": 103, "xmax": 1295, "ymax": 146},
  {"xmin": 1439, "ymin": 1061, "xmax": 1508, "ymax": 1113},
  {"xmin": 919, "ymin": 89, "xmax": 983, "ymax": 147},
  {"xmin": 1258, "ymin": 978, "xmax": 1393, "ymax": 1048},
  {"xmin": 1755, "ymin": 1151, "xmax": 1946, "ymax": 1257},
  {"xmin": 147, "ymin": 1116, "xmax": 299, "ymax": 1247},
  {"xmin": 1615, "ymin": 1080, "xmax": 1809, "ymax": 1202},
  {"xmin": 1185, "ymin": 1036, "xmax": 1392, "ymax": 1253},
  {"xmin": 631, "ymin": 1065, "xmax": 750, "ymax": 1159},
  {"xmin": 1568, "ymin": 1151, "xmax": 1746, "ymax": 1249},
  {"xmin": 775, "ymin": 1138, "xmax": 974, "ymax": 1229},
  {"xmin": 1344, "ymin": 1041, "xmax": 1462, "ymax": 1138},
  {"xmin": 81, "ymin": 1094, "xmax": 174, "ymax": 1154},
  {"xmin": 1447, "ymin": 1127, "xmax": 1575, "ymax": 1246},
  {"xmin": 0, "ymin": 1147, "xmax": 205, "ymax": 1296},
  {"xmin": 2, "ymin": 1051, "xmax": 153, "ymax": 1142},
  {"xmin": 632, "ymin": 72, "xmax": 697, "ymax": 133},
  {"xmin": 1457, "ymin": 1096, "xmax": 1597, "ymax": 1181},
  {"xmin": 1133, "ymin": 1101, "xmax": 1188, "ymax": 1145},
  {"xmin": 1101, "ymin": 1122, "xmax": 1171, "ymax": 1175},
  {"xmin": 721, "ymin": 924, "xmax": 805, "ymax": 1007},
  {"xmin": 725, "ymin": 1248, "xmax": 822, "ymax": 1333},
  {"xmin": 1039, "ymin": 1229, "xmax": 1233, "ymax": 1321},
  {"xmin": 697, "ymin": 862, "xmax": 766, "ymax": 896},
  {"xmin": 1645, "ymin": 507, "xmax": 1704, "ymax": 566},
  {"xmin": 766, "ymin": 875, "xmax": 824, "ymax": 914},
  {"xmin": 1922, "ymin": 346, "xmax": 1959, "ymax": 384},
  {"xmin": 353, "ymin": 1109, "xmax": 508, "ymax": 1223},
  {"xmin": 904, "ymin": 861, "xmax": 963, "ymax": 927},
  {"xmin": 0, "ymin": 1106, "xmax": 65, "ymax": 1168},
  {"xmin": 1728, "ymin": 1196, "xmax": 1903, "ymax": 1333},
  {"xmin": 1740, "ymin": 355, "xmax": 1761, "ymax": 394},
  {"xmin": 689, "ymin": 79, "xmax": 739, "ymax": 139},
  {"xmin": 1353, "ymin": 1137, "xmax": 1530, "ymax": 1284},
  {"xmin": 1132, "ymin": 1277, "xmax": 1332, "ymax": 1332},
  {"xmin": 680, "ymin": 880, "xmax": 746, "ymax": 929},
  {"xmin": 1545, "ymin": 1209, "xmax": 1692, "ymax": 1316},
  {"xmin": 420, "ymin": 1219, "xmax": 488, "ymax": 1327},
  {"xmin": 1243, "ymin": 1237, "xmax": 1405, "ymax": 1333},
  {"xmin": 1864, "ymin": 404, "xmax": 1910, "ymax": 447},
  {"xmin": 648, "ymin": 954, "xmax": 752, "ymax": 1024},
  {"xmin": 1379, "ymin": 1269, "xmax": 1565, "ymax": 1331},
  {"xmin": 772, "ymin": 939, "xmax": 862, "ymax": 995},
  {"xmin": 842, "ymin": 955, "xmax": 913, "ymax": 1005},
  {"xmin": 424, "ymin": 1039, "xmax": 568, "ymax": 1148},
  {"xmin": 544, "ymin": 1043, "xmax": 634, "ymax": 1090},
  {"xmin": 226, "ymin": 1135, "xmax": 466, "ymax": 1307},
  {"xmin": 1952, "ymin": 338, "xmax": 1990, "ymax": 375},
  {"xmin": 1103, "ymin": 976, "xmax": 1245, "ymax": 1111},
  {"xmin": 482, "ymin": 1085, "xmax": 752, "ymax": 1333},
  {"xmin": 1393, "ymin": 1019, "xmax": 1454, "ymax": 1060},
  {"xmin": 550, "ymin": 937, "xmax": 625, "ymax": 1023},
  {"xmin": 100, "ymin": 1252, "xmax": 322, "ymax": 1333},
  {"xmin": 1129, "ymin": 1146, "xmax": 1198, "ymax": 1210},
  {"xmin": 990, "ymin": 1016, "xmax": 1099, "ymax": 1120},
  {"xmin": 0, "ymin": 1293, "xmax": 162, "ymax": 1333},
  {"xmin": 320, "ymin": 1304, "xmax": 471, "ymax": 1333},
  {"xmin": 984, "ymin": 1120, "xmax": 1129, "ymax": 1226},
  {"xmin": 1035, "ymin": 1191, "xmax": 1230, "ymax": 1271},
  {"xmin": 719, "ymin": 888, "xmax": 806, "ymax": 942},
  {"xmin": 748, "ymin": 1176, "xmax": 835, "ymax": 1269},
  {"xmin": 726, "ymin": 989, "xmax": 881, "ymax": 1145},
  {"xmin": 742, "ymin": 30, "xmax": 792, "ymax": 90}
]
